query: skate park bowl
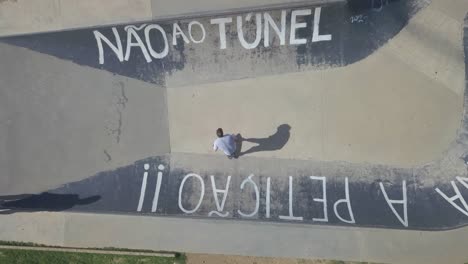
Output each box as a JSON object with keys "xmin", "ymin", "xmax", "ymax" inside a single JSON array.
[{"xmin": 0, "ymin": 0, "xmax": 468, "ymax": 230}]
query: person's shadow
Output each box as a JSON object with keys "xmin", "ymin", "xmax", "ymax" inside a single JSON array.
[
  {"xmin": 0, "ymin": 192, "xmax": 101, "ymax": 214},
  {"xmin": 236, "ymin": 124, "xmax": 291, "ymax": 157}
]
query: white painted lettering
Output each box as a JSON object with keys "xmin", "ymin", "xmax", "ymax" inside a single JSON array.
[
  {"xmin": 210, "ymin": 17, "xmax": 232, "ymax": 49},
  {"xmin": 457, "ymin": 176, "xmax": 468, "ymax": 189},
  {"xmin": 263, "ymin": 11, "xmax": 286, "ymax": 47},
  {"xmin": 124, "ymin": 27, "xmax": 152, "ymax": 62},
  {"xmin": 209, "ymin": 175, "xmax": 231, "ymax": 217},
  {"xmin": 137, "ymin": 163, "xmax": 150, "ymax": 212},
  {"xmin": 279, "ymin": 176, "xmax": 303, "ymax": 221},
  {"xmin": 435, "ymin": 177, "xmax": 468, "ymax": 217},
  {"xmin": 144, "ymin": 24, "xmax": 169, "ymax": 59},
  {"xmin": 380, "ymin": 181, "xmax": 408, "ymax": 227},
  {"xmin": 310, "ymin": 176, "xmax": 328, "ymax": 222},
  {"xmin": 124, "ymin": 24, "xmax": 147, "ymax": 31},
  {"xmin": 94, "ymin": 28, "xmax": 124, "ymax": 64},
  {"xmin": 333, "ymin": 177, "xmax": 355, "ymax": 224},
  {"xmin": 237, "ymin": 174, "xmax": 260, "ymax": 217},
  {"xmin": 151, "ymin": 164, "xmax": 164, "ymax": 212},
  {"xmin": 172, "ymin": 23, "xmax": 189, "ymax": 45},
  {"xmin": 178, "ymin": 173, "xmax": 205, "ymax": 214},
  {"xmin": 188, "ymin": 21, "xmax": 206, "ymax": 43},
  {"xmin": 312, "ymin": 7, "xmax": 332, "ymax": 42},
  {"xmin": 289, "ymin": 9, "xmax": 311, "ymax": 45},
  {"xmin": 237, "ymin": 13, "xmax": 262, "ymax": 49}
]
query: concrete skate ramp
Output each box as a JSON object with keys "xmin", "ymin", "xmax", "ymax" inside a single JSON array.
[
  {"xmin": 0, "ymin": 0, "xmax": 468, "ymax": 230},
  {"xmin": 1, "ymin": 0, "xmax": 462, "ymax": 167},
  {"xmin": 0, "ymin": 43, "xmax": 171, "ymax": 194}
]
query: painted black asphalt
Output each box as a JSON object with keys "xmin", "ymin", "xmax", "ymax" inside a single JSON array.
[
  {"xmin": 0, "ymin": 1, "xmax": 467, "ymax": 231},
  {"xmin": 1, "ymin": 0, "xmax": 424, "ymax": 86}
]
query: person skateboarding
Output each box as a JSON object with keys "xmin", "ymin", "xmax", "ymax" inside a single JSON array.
[{"xmin": 213, "ymin": 128, "xmax": 238, "ymax": 159}]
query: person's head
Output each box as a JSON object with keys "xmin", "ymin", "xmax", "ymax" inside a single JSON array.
[{"xmin": 216, "ymin": 128, "xmax": 224, "ymax": 138}]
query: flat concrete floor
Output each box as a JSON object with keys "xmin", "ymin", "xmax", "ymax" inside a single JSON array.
[
  {"xmin": 168, "ymin": 1, "xmax": 466, "ymax": 167},
  {"xmin": 0, "ymin": 43, "xmax": 170, "ymax": 194},
  {"xmin": 0, "ymin": 0, "xmax": 466, "ymax": 196},
  {"xmin": 0, "ymin": 0, "xmax": 467, "ymax": 263},
  {"xmin": 0, "ymin": 211, "xmax": 467, "ymax": 264}
]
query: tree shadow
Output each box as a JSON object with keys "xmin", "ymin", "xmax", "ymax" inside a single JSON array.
[
  {"xmin": 0, "ymin": 192, "xmax": 101, "ymax": 214},
  {"xmin": 236, "ymin": 124, "xmax": 291, "ymax": 157}
]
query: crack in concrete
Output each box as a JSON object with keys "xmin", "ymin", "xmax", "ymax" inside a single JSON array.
[
  {"xmin": 106, "ymin": 81, "xmax": 128, "ymax": 144},
  {"xmin": 103, "ymin": 149, "xmax": 112, "ymax": 162}
]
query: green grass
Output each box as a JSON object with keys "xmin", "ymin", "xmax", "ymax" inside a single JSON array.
[
  {"xmin": 0, "ymin": 241, "xmax": 169, "ymax": 254},
  {"xmin": 0, "ymin": 249, "xmax": 184, "ymax": 264},
  {"xmin": 0, "ymin": 241, "xmax": 45, "ymax": 247}
]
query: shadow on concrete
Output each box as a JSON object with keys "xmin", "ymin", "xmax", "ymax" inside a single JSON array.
[
  {"xmin": 237, "ymin": 124, "xmax": 291, "ymax": 157},
  {"xmin": 0, "ymin": 192, "xmax": 101, "ymax": 214}
]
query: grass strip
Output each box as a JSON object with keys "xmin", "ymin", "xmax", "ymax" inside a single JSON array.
[
  {"xmin": 0, "ymin": 245, "xmax": 174, "ymax": 257},
  {"xmin": 0, "ymin": 248, "xmax": 184, "ymax": 264}
]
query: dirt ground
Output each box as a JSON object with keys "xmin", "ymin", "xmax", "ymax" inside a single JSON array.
[{"xmin": 186, "ymin": 254, "xmax": 374, "ymax": 264}]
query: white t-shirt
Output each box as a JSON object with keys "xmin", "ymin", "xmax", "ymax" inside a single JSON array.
[{"xmin": 213, "ymin": 135, "xmax": 236, "ymax": 156}]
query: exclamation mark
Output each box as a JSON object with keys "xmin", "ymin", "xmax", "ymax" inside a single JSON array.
[
  {"xmin": 151, "ymin": 164, "xmax": 165, "ymax": 212},
  {"xmin": 137, "ymin": 163, "xmax": 150, "ymax": 212}
]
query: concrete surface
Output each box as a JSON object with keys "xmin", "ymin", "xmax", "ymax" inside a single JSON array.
[
  {"xmin": 0, "ymin": 211, "xmax": 467, "ymax": 264},
  {"xmin": 150, "ymin": 0, "xmax": 341, "ymax": 20},
  {"xmin": 0, "ymin": 0, "xmax": 340, "ymax": 37},
  {"xmin": 168, "ymin": 54, "xmax": 461, "ymax": 166},
  {"xmin": 0, "ymin": 0, "xmax": 153, "ymax": 37},
  {"xmin": 0, "ymin": 42, "xmax": 170, "ymax": 194},
  {"xmin": 0, "ymin": 0, "xmax": 466, "ymax": 232},
  {"xmin": 0, "ymin": 0, "xmax": 468, "ymax": 263},
  {"xmin": 2, "ymin": 0, "xmax": 463, "ymax": 167},
  {"xmin": 167, "ymin": 0, "xmax": 465, "ymax": 166},
  {"xmin": 0, "ymin": 0, "xmax": 467, "ymax": 228}
]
